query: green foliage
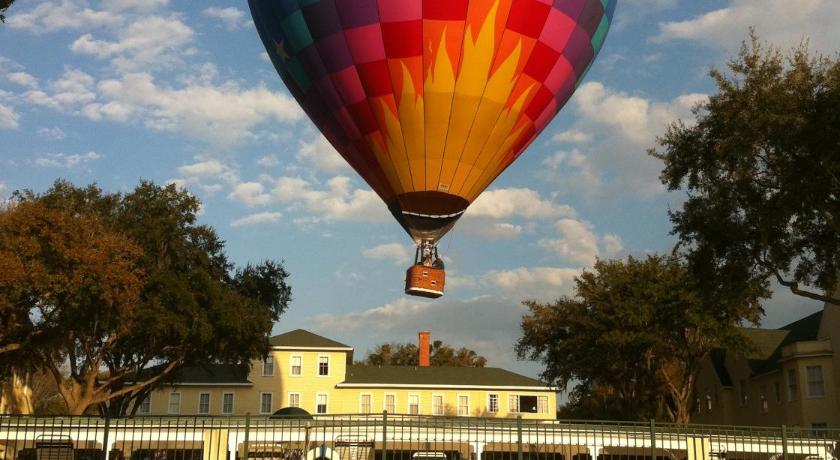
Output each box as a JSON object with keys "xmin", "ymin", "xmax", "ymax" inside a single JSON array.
[
  {"xmin": 1, "ymin": 180, "xmax": 292, "ymax": 415},
  {"xmin": 0, "ymin": 0, "xmax": 15, "ymax": 23},
  {"xmin": 652, "ymin": 33, "xmax": 840, "ymax": 306},
  {"xmin": 361, "ymin": 340, "xmax": 487, "ymax": 367},
  {"xmin": 516, "ymin": 255, "xmax": 765, "ymax": 423}
]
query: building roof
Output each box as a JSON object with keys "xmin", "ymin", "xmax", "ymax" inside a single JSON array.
[
  {"xmin": 339, "ymin": 365, "xmax": 551, "ymax": 389},
  {"xmin": 269, "ymin": 329, "xmax": 352, "ymax": 349},
  {"xmin": 150, "ymin": 364, "xmax": 253, "ymax": 385},
  {"xmin": 709, "ymin": 310, "xmax": 825, "ymax": 384}
]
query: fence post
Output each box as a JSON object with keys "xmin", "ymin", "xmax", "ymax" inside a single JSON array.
[
  {"xmin": 649, "ymin": 419, "xmax": 656, "ymax": 460},
  {"xmin": 382, "ymin": 411, "xmax": 388, "ymax": 460},
  {"xmin": 102, "ymin": 415, "xmax": 111, "ymax": 460},
  {"xmin": 243, "ymin": 413, "xmax": 251, "ymax": 460},
  {"xmin": 781, "ymin": 425, "xmax": 788, "ymax": 460},
  {"xmin": 517, "ymin": 415, "xmax": 524, "ymax": 460}
]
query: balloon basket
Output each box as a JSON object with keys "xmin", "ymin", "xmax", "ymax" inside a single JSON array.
[{"xmin": 405, "ymin": 264, "xmax": 445, "ymax": 298}]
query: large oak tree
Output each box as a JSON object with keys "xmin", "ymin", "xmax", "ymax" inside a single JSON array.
[
  {"xmin": 516, "ymin": 256, "xmax": 765, "ymax": 423},
  {"xmin": 0, "ymin": 181, "xmax": 292, "ymax": 415},
  {"xmin": 652, "ymin": 35, "xmax": 840, "ymax": 306}
]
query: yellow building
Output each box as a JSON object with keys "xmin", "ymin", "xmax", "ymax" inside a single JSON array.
[
  {"xmin": 141, "ymin": 330, "xmax": 556, "ymax": 419},
  {"xmin": 693, "ymin": 301, "xmax": 840, "ymax": 429}
]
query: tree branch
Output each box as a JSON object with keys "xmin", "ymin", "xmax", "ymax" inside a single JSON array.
[{"xmin": 773, "ymin": 271, "xmax": 840, "ymax": 306}]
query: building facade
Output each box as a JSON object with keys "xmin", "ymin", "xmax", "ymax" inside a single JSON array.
[
  {"xmin": 141, "ymin": 330, "xmax": 556, "ymax": 419},
  {"xmin": 693, "ymin": 302, "xmax": 840, "ymax": 428}
]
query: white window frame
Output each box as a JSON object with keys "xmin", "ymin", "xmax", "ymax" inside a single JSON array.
[
  {"xmin": 787, "ymin": 368, "xmax": 799, "ymax": 401},
  {"xmin": 457, "ymin": 394, "xmax": 470, "ymax": 417},
  {"xmin": 198, "ymin": 392, "xmax": 211, "ymax": 415},
  {"xmin": 317, "ymin": 355, "xmax": 330, "ymax": 376},
  {"xmin": 383, "ymin": 393, "xmax": 396, "ymax": 414},
  {"xmin": 168, "ymin": 392, "xmax": 181, "ymax": 415},
  {"xmin": 137, "ymin": 395, "xmax": 151, "ymax": 415},
  {"xmin": 359, "ymin": 393, "xmax": 373, "ymax": 414},
  {"xmin": 316, "ymin": 393, "xmax": 328, "ymax": 414},
  {"xmin": 288, "ymin": 392, "xmax": 301, "ymax": 408},
  {"xmin": 509, "ymin": 394, "xmax": 520, "ymax": 413},
  {"xmin": 487, "ymin": 393, "xmax": 499, "ymax": 413},
  {"xmin": 408, "ymin": 393, "xmax": 420, "ymax": 415},
  {"xmin": 222, "ymin": 392, "xmax": 235, "ymax": 415},
  {"xmin": 262, "ymin": 355, "xmax": 275, "ymax": 377},
  {"xmin": 431, "ymin": 394, "xmax": 444, "ymax": 416},
  {"xmin": 806, "ymin": 366, "xmax": 826, "ymax": 399},
  {"xmin": 538, "ymin": 395, "xmax": 549, "ymax": 414},
  {"xmin": 290, "ymin": 355, "xmax": 303, "ymax": 377},
  {"xmin": 259, "ymin": 392, "xmax": 273, "ymax": 415},
  {"xmin": 706, "ymin": 395, "xmax": 712, "ymax": 412}
]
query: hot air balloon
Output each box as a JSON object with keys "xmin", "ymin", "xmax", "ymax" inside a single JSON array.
[{"xmin": 249, "ymin": 0, "xmax": 616, "ymax": 298}]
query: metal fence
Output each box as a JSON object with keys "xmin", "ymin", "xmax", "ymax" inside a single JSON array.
[{"xmin": 1, "ymin": 415, "xmax": 838, "ymax": 460}]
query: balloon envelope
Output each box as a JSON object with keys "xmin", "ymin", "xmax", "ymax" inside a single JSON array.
[{"xmin": 250, "ymin": 0, "xmax": 616, "ymax": 243}]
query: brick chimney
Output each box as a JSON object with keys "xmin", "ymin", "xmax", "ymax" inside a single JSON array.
[{"xmin": 418, "ymin": 331, "xmax": 430, "ymax": 367}]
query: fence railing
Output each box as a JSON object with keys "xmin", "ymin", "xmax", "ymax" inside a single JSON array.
[{"xmin": 0, "ymin": 415, "xmax": 837, "ymax": 460}]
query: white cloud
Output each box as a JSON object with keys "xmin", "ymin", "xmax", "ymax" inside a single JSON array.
[
  {"xmin": 459, "ymin": 221, "xmax": 524, "ymax": 240},
  {"xmin": 0, "ymin": 182, "xmax": 6, "ymax": 197},
  {"xmin": 297, "ymin": 136, "xmax": 349, "ymax": 173},
  {"xmin": 257, "ymin": 155, "xmax": 281, "ymax": 167},
  {"xmin": 103, "ymin": 0, "xmax": 169, "ymax": 12},
  {"xmin": 545, "ymin": 82, "xmax": 707, "ymax": 198},
  {"xmin": 33, "ymin": 151, "xmax": 102, "ymax": 168},
  {"xmin": 229, "ymin": 182, "xmax": 271, "ymax": 207},
  {"xmin": 602, "ymin": 234, "xmax": 624, "ymax": 256},
  {"xmin": 202, "ymin": 7, "xmax": 249, "ymax": 31},
  {"xmin": 6, "ymin": 71, "xmax": 38, "ymax": 88},
  {"xmin": 484, "ymin": 266, "xmax": 580, "ymax": 300},
  {"xmin": 38, "ymin": 127, "xmax": 67, "ymax": 140},
  {"xmin": 0, "ymin": 103, "xmax": 20, "ymax": 129},
  {"xmin": 466, "ymin": 188, "xmax": 575, "ymax": 220},
  {"xmin": 25, "ymin": 69, "xmax": 97, "ymax": 112},
  {"xmin": 177, "ymin": 160, "xmax": 226, "ymax": 177},
  {"xmin": 71, "ymin": 15, "xmax": 194, "ymax": 73},
  {"xmin": 8, "ymin": 0, "xmax": 122, "ymax": 33},
  {"xmin": 538, "ymin": 219, "xmax": 601, "ymax": 266},
  {"xmin": 362, "ymin": 243, "xmax": 411, "ymax": 266},
  {"xmin": 654, "ymin": 0, "xmax": 840, "ymax": 53},
  {"xmin": 231, "ymin": 211, "xmax": 283, "ymax": 228},
  {"xmin": 551, "ymin": 129, "xmax": 590, "ymax": 144}
]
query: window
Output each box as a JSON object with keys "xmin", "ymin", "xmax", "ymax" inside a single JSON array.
[
  {"xmin": 739, "ymin": 380, "xmax": 748, "ymax": 406},
  {"xmin": 384, "ymin": 394, "xmax": 396, "ymax": 413},
  {"xmin": 432, "ymin": 395, "xmax": 444, "ymax": 416},
  {"xmin": 262, "ymin": 355, "xmax": 274, "ymax": 376},
  {"xmin": 198, "ymin": 393, "xmax": 210, "ymax": 415},
  {"xmin": 457, "ymin": 395, "xmax": 469, "ymax": 416},
  {"xmin": 774, "ymin": 382, "xmax": 782, "ymax": 404},
  {"xmin": 168, "ymin": 392, "xmax": 181, "ymax": 415},
  {"xmin": 759, "ymin": 386, "xmax": 768, "ymax": 414},
  {"xmin": 408, "ymin": 394, "xmax": 420, "ymax": 415},
  {"xmin": 509, "ymin": 395, "xmax": 538, "ymax": 413},
  {"xmin": 538, "ymin": 396, "xmax": 549, "ymax": 414},
  {"xmin": 695, "ymin": 397, "xmax": 701, "ymax": 415},
  {"xmin": 288, "ymin": 393, "xmax": 300, "ymax": 408},
  {"xmin": 290, "ymin": 355, "xmax": 302, "ymax": 376},
  {"xmin": 137, "ymin": 396, "xmax": 151, "ymax": 415},
  {"xmin": 787, "ymin": 369, "xmax": 798, "ymax": 401},
  {"xmin": 316, "ymin": 394, "xmax": 328, "ymax": 414},
  {"xmin": 360, "ymin": 394, "xmax": 372, "ymax": 414},
  {"xmin": 812, "ymin": 423, "xmax": 829, "ymax": 436},
  {"xmin": 706, "ymin": 395, "xmax": 712, "ymax": 412},
  {"xmin": 318, "ymin": 356, "xmax": 329, "ymax": 376},
  {"xmin": 260, "ymin": 393, "xmax": 273, "ymax": 414},
  {"xmin": 806, "ymin": 366, "xmax": 825, "ymax": 398},
  {"xmin": 488, "ymin": 394, "xmax": 499, "ymax": 413},
  {"xmin": 222, "ymin": 393, "xmax": 234, "ymax": 414},
  {"xmin": 509, "ymin": 395, "xmax": 519, "ymax": 413}
]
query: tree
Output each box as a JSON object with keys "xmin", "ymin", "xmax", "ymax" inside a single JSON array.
[
  {"xmin": 0, "ymin": 0, "xmax": 15, "ymax": 23},
  {"xmin": 0, "ymin": 199, "xmax": 145, "ymax": 414},
  {"xmin": 361, "ymin": 340, "xmax": 487, "ymax": 367},
  {"xmin": 1, "ymin": 181, "xmax": 292, "ymax": 415},
  {"xmin": 652, "ymin": 34, "xmax": 840, "ymax": 307},
  {"xmin": 516, "ymin": 256, "xmax": 765, "ymax": 423}
]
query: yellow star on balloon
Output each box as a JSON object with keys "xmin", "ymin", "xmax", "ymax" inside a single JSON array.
[{"xmin": 274, "ymin": 40, "xmax": 290, "ymax": 62}]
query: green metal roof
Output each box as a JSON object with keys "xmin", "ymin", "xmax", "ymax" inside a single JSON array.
[
  {"xmin": 269, "ymin": 329, "xmax": 352, "ymax": 349},
  {"xmin": 152, "ymin": 364, "xmax": 252, "ymax": 385},
  {"xmin": 340, "ymin": 365, "xmax": 550, "ymax": 388}
]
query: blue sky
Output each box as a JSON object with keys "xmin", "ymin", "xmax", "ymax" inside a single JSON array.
[{"xmin": 2, "ymin": 0, "xmax": 837, "ymax": 381}]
